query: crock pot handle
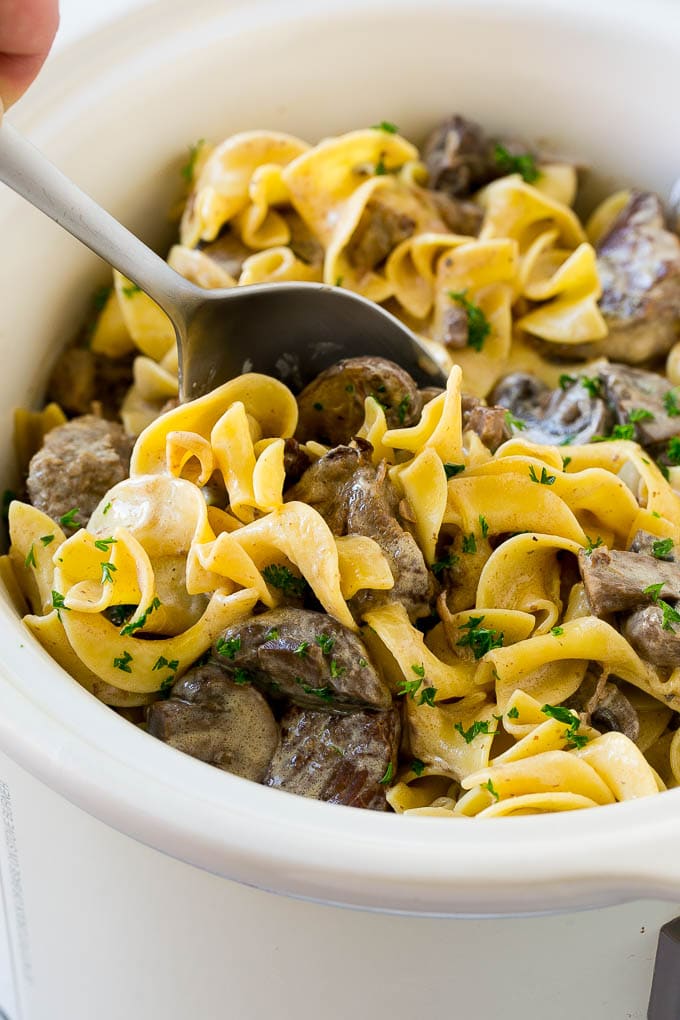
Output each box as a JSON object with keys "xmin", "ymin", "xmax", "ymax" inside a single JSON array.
[{"xmin": 0, "ymin": 108, "xmax": 198, "ymax": 323}]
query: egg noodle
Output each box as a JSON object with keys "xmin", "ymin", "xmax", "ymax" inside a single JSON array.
[{"xmin": 4, "ymin": 124, "xmax": 680, "ymax": 815}]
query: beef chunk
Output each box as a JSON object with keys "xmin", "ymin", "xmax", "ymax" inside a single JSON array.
[
  {"xmin": 440, "ymin": 304, "xmax": 469, "ymax": 349},
  {"xmin": 594, "ymin": 192, "xmax": 680, "ymax": 363},
  {"xmin": 622, "ymin": 605, "xmax": 680, "ymax": 669},
  {"xmin": 423, "ymin": 114, "xmax": 533, "ymax": 198},
  {"xmin": 346, "ymin": 198, "xmax": 415, "ymax": 270},
  {"xmin": 630, "ymin": 530, "xmax": 677, "ymax": 560},
  {"xmin": 491, "ymin": 372, "xmax": 613, "ymax": 446},
  {"xmin": 147, "ymin": 663, "xmax": 279, "ymax": 782},
  {"xmin": 296, "ymin": 357, "xmax": 421, "ymax": 445},
  {"xmin": 579, "ymin": 545, "xmax": 680, "ymax": 616},
  {"xmin": 461, "ymin": 394, "xmax": 511, "ymax": 452},
  {"xmin": 263, "ymin": 705, "xmax": 400, "ymax": 810},
  {"xmin": 427, "ymin": 190, "xmax": 484, "ymax": 236},
  {"xmin": 287, "ymin": 444, "xmax": 433, "ymax": 620},
  {"xmin": 27, "ymin": 415, "xmax": 133, "ymax": 532},
  {"xmin": 597, "ymin": 363, "xmax": 680, "ymax": 447},
  {"xmin": 213, "ymin": 608, "xmax": 391, "ymax": 712}
]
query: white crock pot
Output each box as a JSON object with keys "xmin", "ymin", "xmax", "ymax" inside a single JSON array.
[{"xmin": 1, "ymin": 1, "xmax": 680, "ymax": 1017}]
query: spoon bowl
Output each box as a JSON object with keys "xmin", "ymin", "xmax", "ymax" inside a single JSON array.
[{"xmin": 0, "ymin": 116, "xmax": 446, "ymax": 399}]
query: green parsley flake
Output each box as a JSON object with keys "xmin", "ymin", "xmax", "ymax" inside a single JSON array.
[
  {"xmin": 507, "ymin": 706, "xmax": 520, "ymax": 720},
  {"xmin": 562, "ymin": 456, "xmax": 572, "ymax": 470},
  {"xmin": 479, "ymin": 514, "xmax": 489, "ymax": 539},
  {"xmin": 664, "ymin": 390, "xmax": 680, "ymax": 417},
  {"xmin": 397, "ymin": 395, "xmax": 411, "ymax": 425},
  {"xmin": 100, "ymin": 561, "xmax": 117, "ymax": 584},
  {"xmin": 609, "ymin": 424, "xmax": 636, "ymax": 441},
  {"xmin": 315, "ymin": 633, "xmax": 335, "ymax": 655},
  {"xmin": 411, "ymin": 663, "xmax": 426, "ymax": 678},
  {"xmin": 579, "ymin": 376, "xmax": 602, "ymax": 398},
  {"xmin": 180, "ymin": 138, "xmax": 205, "ymax": 183},
  {"xmin": 528, "ymin": 465, "xmax": 556, "ymax": 485},
  {"xmin": 483, "ymin": 778, "xmax": 500, "ymax": 802},
  {"xmin": 51, "ymin": 590, "xmax": 70, "ymax": 618},
  {"xmin": 397, "ymin": 676, "xmax": 423, "ymax": 698},
  {"xmin": 658, "ymin": 600, "xmax": 680, "ymax": 632},
  {"xmin": 358, "ymin": 657, "xmax": 368, "ymax": 668},
  {"xmin": 58, "ymin": 507, "xmax": 80, "ymax": 529},
  {"xmin": 298, "ymin": 680, "xmax": 333, "ymax": 701},
  {"xmin": 379, "ymin": 762, "xmax": 394, "ymax": 785},
  {"xmin": 456, "ymin": 616, "xmax": 504, "ymax": 660},
  {"xmin": 585, "ymin": 536, "xmax": 604, "ymax": 555},
  {"xmin": 505, "ymin": 410, "xmax": 526, "ymax": 431},
  {"xmin": 374, "ymin": 156, "xmax": 387, "ymax": 176},
  {"xmin": 431, "ymin": 551, "xmax": 459, "ymax": 576},
  {"xmin": 644, "ymin": 583, "xmax": 664, "ymax": 602},
  {"xmin": 233, "ymin": 668, "xmax": 252, "ymax": 685},
  {"xmin": 559, "ymin": 373, "xmax": 577, "ymax": 390},
  {"xmin": 159, "ymin": 676, "xmax": 175, "ymax": 698},
  {"xmin": 493, "ymin": 143, "xmax": 539, "ymax": 183},
  {"xmin": 40, "ymin": 534, "xmax": 55, "ymax": 546},
  {"xmin": 102, "ymin": 502, "xmax": 112, "ymax": 515},
  {"xmin": 265, "ymin": 628, "xmax": 280, "ymax": 641},
  {"xmin": 444, "ymin": 463, "xmax": 465, "ymax": 478},
  {"xmin": 262, "ymin": 564, "xmax": 309, "ymax": 597},
  {"xmin": 667, "ymin": 437, "xmax": 680, "ymax": 465},
  {"xmin": 462, "ymin": 533, "xmax": 477, "ymax": 554},
  {"xmin": 541, "ymin": 703, "xmax": 588, "ymax": 749},
  {"xmin": 454, "ymin": 719, "xmax": 496, "ymax": 744},
  {"xmin": 652, "ymin": 537, "xmax": 674, "ymax": 560},
  {"xmin": 551, "ymin": 626, "xmax": 564, "ymax": 637},
  {"xmin": 335, "ymin": 276, "xmax": 344, "ymax": 288},
  {"xmin": 659, "ymin": 462, "xmax": 671, "ymax": 481},
  {"xmin": 411, "ymin": 758, "xmax": 425, "ymax": 777},
  {"xmin": 372, "ymin": 121, "xmax": 398, "ymax": 133},
  {"xmin": 94, "ymin": 537, "xmax": 117, "ymax": 552},
  {"xmin": 24, "ymin": 545, "xmax": 36, "ymax": 569},
  {"xmin": 448, "ymin": 290, "xmax": 491, "ymax": 352},
  {"xmin": 418, "ymin": 686, "xmax": 437, "ymax": 707},
  {"xmin": 113, "ymin": 650, "xmax": 133, "ymax": 673},
  {"xmin": 216, "ymin": 635, "xmax": 241, "ymax": 660},
  {"xmin": 293, "ymin": 641, "xmax": 309, "ymax": 658},
  {"xmin": 119, "ymin": 596, "xmax": 162, "ymax": 636},
  {"xmin": 121, "ymin": 282, "xmax": 141, "ymax": 299},
  {"xmin": 152, "ymin": 655, "xmax": 179, "ymax": 672},
  {"xmin": 329, "ymin": 659, "xmax": 346, "ymax": 678},
  {"xmin": 628, "ymin": 408, "xmax": 654, "ymax": 423},
  {"xmin": 93, "ymin": 285, "xmax": 111, "ymax": 311}
]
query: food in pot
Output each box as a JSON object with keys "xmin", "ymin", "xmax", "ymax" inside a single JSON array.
[{"xmin": 4, "ymin": 114, "xmax": 680, "ymax": 817}]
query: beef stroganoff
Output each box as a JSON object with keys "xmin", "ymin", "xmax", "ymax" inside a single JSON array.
[{"xmin": 4, "ymin": 115, "xmax": 680, "ymax": 815}]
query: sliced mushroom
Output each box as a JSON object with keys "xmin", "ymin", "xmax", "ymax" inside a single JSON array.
[
  {"xmin": 263, "ymin": 705, "xmax": 400, "ymax": 810},
  {"xmin": 461, "ymin": 394, "xmax": 511, "ymax": 452},
  {"xmin": 146, "ymin": 662, "xmax": 279, "ymax": 782},
  {"xmin": 622, "ymin": 604, "xmax": 680, "ymax": 669},
  {"xmin": 422, "ymin": 114, "xmax": 532, "ymax": 198},
  {"xmin": 295, "ymin": 356, "xmax": 421, "ymax": 446},
  {"xmin": 566, "ymin": 676, "xmax": 640, "ymax": 742},
  {"xmin": 490, "ymin": 372, "xmax": 613, "ymax": 446},
  {"xmin": 213, "ymin": 607, "xmax": 392, "ymax": 712},
  {"xmin": 579, "ymin": 545, "xmax": 680, "ymax": 616},
  {"xmin": 597, "ymin": 362, "xmax": 680, "ymax": 447},
  {"xmin": 345, "ymin": 197, "xmax": 415, "ymax": 270}
]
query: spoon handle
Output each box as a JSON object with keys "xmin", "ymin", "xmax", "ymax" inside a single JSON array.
[{"xmin": 0, "ymin": 117, "xmax": 195, "ymax": 326}]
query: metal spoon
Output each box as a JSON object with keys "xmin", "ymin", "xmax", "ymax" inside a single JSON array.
[{"xmin": 0, "ymin": 117, "xmax": 446, "ymax": 399}]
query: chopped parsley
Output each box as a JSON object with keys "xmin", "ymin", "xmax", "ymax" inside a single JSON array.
[
  {"xmin": 159, "ymin": 676, "xmax": 175, "ymax": 698},
  {"xmin": 262, "ymin": 564, "xmax": 309, "ymax": 598},
  {"xmin": 113, "ymin": 650, "xmax": 133, "ymax": 673},
  {"xmin": 379, "ymin": 762, "xmax": 395, "ymax": 785},
  {"xmin": 315, "ymin": 633, "xmax": 335, "ymax": 655},
  {"xmin": 584, "ymin": 535, "xmax": 604, "ymax": 555},
  {"xmin": 397, "ymin": 676, "xmax": 423, "ymax": 698},
  {"xmin": 667, "ymin": 437, "xmax": 680, "ymax": 465},
  {"xmin": 293, "ymin": 641, "xmax": 309, "ymax": 658},
  {"xmin": 479, "ymin": 514, "xmax": 489, "ymax": 539},
  {"xmin": 372, "ymin": 120, "xmax": 398, "ymax": 133},
  {"xmin": 528, "ymin": 465, "xmax": 556, "ymax": 485},
  {"xmin": 411, "ymin": 758, "xmax": 425, "ymax": 777},
  {"xmin": 51, "ymin": 590, "xmax": 70, "ymax": 619},
  {"xmin": 233, "ymin": 667, "xmax": 252, "ymax": 685},
  {"xmin": 507, "ymin": 706, "xmax": 520, "ymax": 720},
  {"xmin": 119, "ymin": 596, "xmax": 161, "ymax": 636},
  {"xmin": 335, "ymin": 275, "xmax": 344, "ymax": 288},
  {"xmin": 559, "ymin": 373, "xmax": 577, "ymax": 390},
  {"xmin": 24, "ymin": 545, "xmax": 36, "ymax": 569},
  {"xmin": 397, "ymin": 395, "xmax": 411, "ymax": 425},
  {"xmin": 664, "ymin": 390, "xmax": 680, "ymax": 417},
  {"xmin": 94, "ymin": 537, "xmax": 117, "ymax": 552},
  {"xmin": 551, "ymin": 626, "xmax": 564, "ymax": 636},
  {"xmin": 216, "ymin": 635, "xmax": 241, "ymax": 660},
  {"xmin": 562, "ymin": 456, "xmax": 572, "ymax": 470},
  {"xmin": 329, "ymin": 659, "xmax": 346, "ymax": 678},
  {"xmin": 102, "ymin": 502, "xmax": 112, "ymax": 515},
  {"xmin": 493, "ymin": 143, "xmax": 539, "ymax": 183},
  {"xmin": 628, "ymin": 408, "xmax": 654, "ymax": 423},
  {"xmin": 454, "ymin": 719, "xmax": 497, "ymax": 744},
  {"xmin": 265, "ymin": 627, "xmax": 280, "ymax": 641},
  {"xmin": 462, "ymin": 533, "xmax": 477, "ymax": 554},
  {"xmin": 559, "ymin": 435, "xmax": 575, "ymax": 446},
  {"xmin": 358, "ymin": 657, "xmax": 368, "ymax": 668},
  {"xmin": 483, "ymin": 778, "xmax": 500, "ymax": 802},
  {"xmin": 644, "ymin": 582, "xmax": 664, "ymax": 603},
  {"xmin": 58, "ymin": 507, "xmax": 80, "ymax": 529},
  {"xmin": 40, "ymin": 533, "xmax": 55, "ymax": 546},
  {"xmin": 658, "ymin": 599, "xmax": 680, "ymax": 632},
  {"xmin": 505, "ymin": 410, "xmax": 526, "ymax": 431},
  {"xmin": 652, "ymin": 537, "xmax": 674, "ymax": 560},
  {"xmin": 541, "ymin": 703, "xmax": 588, "ymax": 749},
  {"xmin": 609, "ymin": 424, "xmax": 636, "ymax": 441},
  {"xmin": 153, "ymin": 655, "xmax": 179, "ymax": 672},
  {"xmin": 579, "ymin": 376, "xmax": 602, "ymax": 399},
  {"xmin": 298, "ymin": 681, "xmax": 333, "ymax": 701},
  {"xmin": 180, "ymin": 138, "xmax": 205, "ymax": 183},
  {"xmin": 374, "ymin": 156, "xmax": 387, "ymax": 176},
  {"xmin": 431, "ymin": 551, "xmax": 459, "ymax": 576},
  {"xmin": 448, "ymin": 290, "xmax": 491, "ymax": 352},
  {"xmin": 418, "ymin": 686, "xmax": 437, "ymax": 707},
  {"xmin": 93, "ymin": 285, "xmax": 111, "ymax": 311},
  {"xmin": 444, "ymin": 463, "xmax": 465, "ymax": 478},
  {"xmin": 658, "ymin": 462, "xmax": 671, "ymax": 481},
  {"xmin": 411, "ymin": 663, "xmax": 426, "ymax": 678},
  {"xmin": 121, "ymin": 282, "xmax": 141, "ymax": 298},
  {"xmin": 456, "ymin": 615, "xmax": 504, "ymax": 659},
  {"xmin": 100, "ymin": 561, "xmax": 117, "ymax": 584}
]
